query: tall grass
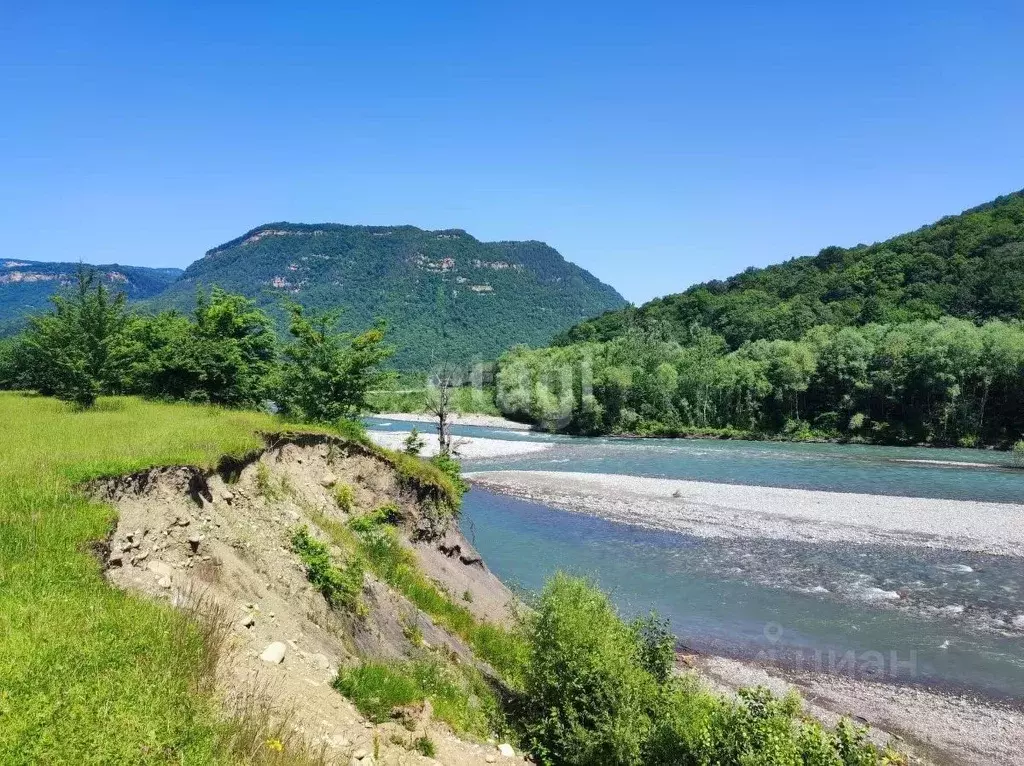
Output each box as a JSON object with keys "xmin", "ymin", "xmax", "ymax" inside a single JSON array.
[{"xmin": 0, "ymin": 393, "xmax": 315, "ymax": 764}]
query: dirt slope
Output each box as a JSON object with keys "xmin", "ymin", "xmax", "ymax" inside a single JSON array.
[{"xmin": 93, "ymin": 435, "xmax": 525, "ymax": 766}]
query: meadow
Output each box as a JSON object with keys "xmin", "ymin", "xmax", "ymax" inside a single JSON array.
[{"xmin": 0, "ymin": 393, "xmax": 309, "ymax": 764}]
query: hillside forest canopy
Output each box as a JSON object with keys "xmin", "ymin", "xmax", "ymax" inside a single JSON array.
[{"xmin": 496, "ymin": 191, "xmax": 1024, "ymax": 447}]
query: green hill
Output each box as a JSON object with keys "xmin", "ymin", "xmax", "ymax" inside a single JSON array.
[
  {"xmin": 498, "ymin": 191, "xmax": 1024, "ymax": 445},
  {"xmin": 0, "ymin": 260, "xmax": 182, "ymax": 335},
  {"xmin": 153, "ymin": 223, "xmax": 626, "ymax": 369},
  {"xmin": 560, "ymin": 190, "xmax": 1024, "ymax": 347}
]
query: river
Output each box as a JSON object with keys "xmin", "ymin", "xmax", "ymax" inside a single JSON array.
[{"xmin": 368, "ymin": 418, "xmax": 1024, "ymax": 701}]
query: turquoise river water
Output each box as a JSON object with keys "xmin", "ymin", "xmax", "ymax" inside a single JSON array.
[{"xmin": 368, "ymin": 418, "xmax": 1024, "ymax": 700}]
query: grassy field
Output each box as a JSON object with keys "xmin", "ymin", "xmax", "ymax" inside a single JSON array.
[{"xmin": 0, "ymin": 393, "xmax": 314, "ymax": 764}]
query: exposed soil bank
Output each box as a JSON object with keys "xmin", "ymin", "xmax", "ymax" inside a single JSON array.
[
  {"xmin": 94, "ymin": 435, "xmax": 526, "ymax": 765},
  {"xmin": 465, "ymin": 470, "xmax": 1024, "ymax": 556}
]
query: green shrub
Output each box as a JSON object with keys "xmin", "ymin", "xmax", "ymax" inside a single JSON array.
[
  {"xmin": 1013, "ymin": 440, "xmax": 1024, "ymax": 468},
  {"xmin": 633, "ymin": 613, "xmax": 675, "ymax": 685},
  {"xmin": 522, "ymin": 574, "xmax": 659, "ymax": 765},
  {"xmin": 403, "ymin": 427, "xmax": 426, "ymax": 455},
  {"xmin": 333, "ymin": 482, "xmax": 355, "ymax": 513},
  {"xmin": 333, "ymin": 662, "xmax": 421, "ymax": 722},
  {"xmin": 429, "ymin": 453, "xmax": 469, "ymax": 502},
  {"xmin": 290, "ymin": 526, "xmax": 364, "ymax": 611},
  {"xmin": 349, "ymin": 503, "xmax": 401, "ymax": 533},
  {"xmin": 522, "ymin": 574, "xmax": 904, "ymax": 766},
  {"xmin": 335, "ymin": 417, "xmax": 371, "ymax": 445},
  {"xmin": 413, "ymin": 735, "xmax": 436, "ymax": 757}
]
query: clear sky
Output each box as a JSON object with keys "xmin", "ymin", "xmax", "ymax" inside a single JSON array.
[{"xmin": 2, "ymin": 1, "xmax": 1022, "ymax": 304}]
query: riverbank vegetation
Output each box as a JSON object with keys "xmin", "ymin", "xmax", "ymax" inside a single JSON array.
[
  {"xmin": 503, "ymin": 191, "xmax": 1024, "ymax": 447},
  {"xmin": 518, "ymin": 575, "xmax": 902, "ymax": 765},
  {"xmin": 368, "ymin": 383, "xmax": 501, "ymax": 417},
  {"xmin": 497, "ymin": 317, "xmax": 1024, "ymax": 447}
]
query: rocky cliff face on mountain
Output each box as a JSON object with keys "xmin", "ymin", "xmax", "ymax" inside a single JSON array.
[{"xmin": 0, "ymin": 260, "xmax": 182, "ymax": 334}]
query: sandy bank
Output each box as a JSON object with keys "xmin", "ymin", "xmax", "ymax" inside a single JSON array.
[
  {"xmin": 372, "ymin": 412, "xmax": 535, "ymax": 431},
  {"xmin": 368, "ymin": 430, "xmax": 552, "ymax": 459},
  {"xmin": 465, "ymin": 470, "xmax": 1024, "ymax": 556}
]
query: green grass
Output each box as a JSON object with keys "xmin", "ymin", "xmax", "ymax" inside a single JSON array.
[
  {"xmin": 333, "ymin": 658, "xmax": 500, "ymax": 736},
  {"xmin": 0, "ymin": 392, "xmax": 329, "ymax": 764},
  {"xmin": 314, "ymin": 510, "xmax": 529, "ymax": 688},
  {"xmin": 290, "ymin": 526, "xmax": 364, "ymax": 611}
]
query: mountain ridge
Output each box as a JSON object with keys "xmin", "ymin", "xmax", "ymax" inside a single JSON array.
[
  {"xmin": 0, "ymin": 259, "xmax": 183, "ymax": 335},
  {"xmin": 0, "ymin": 223, "xmax": 625, "ymax": 370},
  {"xmin": 559, "ymin": 188, "xmax": 1024, "ymax": 347}
]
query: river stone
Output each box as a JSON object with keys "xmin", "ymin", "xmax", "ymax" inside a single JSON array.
[
  {"xmin": 352, "ymin": 748, "xmax": 368, "ymax": 759},
  {"xmin": 498, "ymin": 743, "xmax": 515, "ymax": 757},
  {"xmin": 260, "ymin": 642, "xmax": 287, "ymax": 664},
  {"xmin": 320, "ymin": 473, "xmax": 338, "ymax": 487}
]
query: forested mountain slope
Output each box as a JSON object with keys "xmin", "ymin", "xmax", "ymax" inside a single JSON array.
[
  {"xmin": 153, "ymin": 223, "xmax": 626, "ymax": 369},
  {"xmin": 500, "ymin": 191, "xmax": 1024, "ymax": 446},
  {"xmin": 0, "ymin": 260, "xmax": 182, "ymax": 335},
  {"xmin": 560, "ymin": 190, "xmax": 1024, "ymax": 348}
]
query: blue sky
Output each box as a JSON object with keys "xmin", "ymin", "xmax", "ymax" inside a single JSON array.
[{"xmin": 2, "ymin": 1, "xmax": 1022, "ymax": 304}]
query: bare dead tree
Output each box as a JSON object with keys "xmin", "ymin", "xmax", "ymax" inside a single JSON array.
[{"xmin": 426, "ymin": 361, "xmax": 458, "ymax": 456}]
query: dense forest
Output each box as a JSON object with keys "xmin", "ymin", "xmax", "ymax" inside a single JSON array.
[
  {"xmin": 561, "ymin": 191, "xmax": 1024, "ymax": 347},
  {"xmin": 151, "ymin": 223, "xmax": 626, "ymax": 369},
  {"xmin": 498, "ymin": 192, "xmax": 1024, "ymax": 446}
]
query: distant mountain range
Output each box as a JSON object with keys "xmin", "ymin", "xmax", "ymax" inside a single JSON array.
[
  {"xmin": 1, "ymin": 225, "xmax": 626, "ymax": 369},
  {"xmin": 0, "ymin": 260, "xmax": 183, "ymax": 335},
  {"xmin": 559, "ymin": 189, "xmax": 1024, "ymax": 347}
]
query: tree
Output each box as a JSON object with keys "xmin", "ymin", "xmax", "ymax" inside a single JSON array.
[
  {"xmin": 402, "ymin": 427, "xmax": 426, "ymax": 455},
  {"xmin": 278, "ymin": 303, "xmax": 394, "ymax": 423},
  {"xmin": 20, "ymin": 268, "xmax": 129, "ymax": 407},
  {"xmin": 125, "ymin": 288, "xmax": 277, "ymax": 408},
  {"xmin": 0, "ymin": 336, "xmax": 28, "ymax": 390},
  {"xmin": 426, "ymin": 362, "xmax": 458, "ymax": 456}
]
